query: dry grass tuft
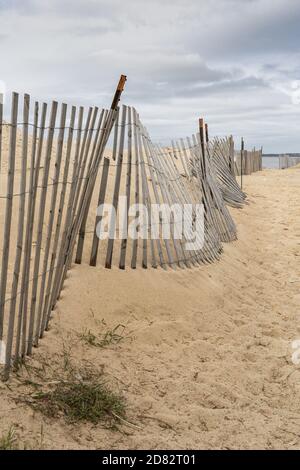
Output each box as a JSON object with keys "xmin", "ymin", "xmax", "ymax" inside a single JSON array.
[{"xmin": 28, "ymin": 376, "xmax": 125, "ymax": 425}]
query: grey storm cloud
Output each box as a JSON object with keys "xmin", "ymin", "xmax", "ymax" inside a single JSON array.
[{"xmin": 0, "ymin": 0, "xmax": 300, "ymax": 152}]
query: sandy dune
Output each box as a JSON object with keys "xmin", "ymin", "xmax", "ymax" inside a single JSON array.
[{"xmin": 1, "ymin": 166, "xmax": 300, "ymax": 449}]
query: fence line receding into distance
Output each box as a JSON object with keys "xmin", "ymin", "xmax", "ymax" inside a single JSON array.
[{"xmin": 279, "ymin": 154, "xmax": 300, "ymax": 169}]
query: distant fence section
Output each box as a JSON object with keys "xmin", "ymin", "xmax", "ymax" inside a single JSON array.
[
  {"xmin": 279, "ymin": 154, "xmax": 300, "ymax": 169},
  {"xmin": 0, "ymin": 83, "xmax": 262, "ymax": 378},
  {"xmin": 234, "ymin": 148, "xmax": 262, "ymax": 176}
]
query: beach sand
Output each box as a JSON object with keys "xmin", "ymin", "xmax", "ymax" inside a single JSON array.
[{"xmin": 1, "ymin": 165, "xmax": 300, "ymax": 449}]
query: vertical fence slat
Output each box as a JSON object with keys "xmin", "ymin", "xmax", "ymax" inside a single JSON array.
[
  {"xmin": 0, "ymin": 97, "xmax": 3, "ymax": 171},
  {"xmin": 4, "ymin": 94, "xmax": 30, "ymax": 378},
  {"xmin": 131, "ymin": 108, "xmax": 141, "ymax": 269},
  {"xmin": 14, "ymin": 101, "xmax": 40, "ymax": 362},
  {"xmin": 133, "ymin": 110, "xmax": 147, "ymax": 268},
  {"xmin": 18, "ymin": 103, "xmax": 47, "ymax": 359},
  {"xmin": 0, "ymin": 92, "xmax": 18, "ymax": 342},
  {"xmin": 112, "ymin": 108, "xmax": 119, "ymax": 161},
  {"xmin": 119, "ymin": 107, "xmax": 133, "ymax": 269}
]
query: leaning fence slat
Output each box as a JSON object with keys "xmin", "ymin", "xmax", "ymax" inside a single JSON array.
[
  {"xmin": 0, "ymin": 92, "xmax": 19, "ymax": 342},
  {"xmin": 158, "ymin": 148, "xmax": 192, "ymax": 268},
  {"xmin": 34, "ymin": 103, "xmax": 67, "ymax": 344},
  {"xmin": 144, "ymin": 137, "xmax": 175, "ymax": 268},
  {"xmin": 70, "ymin": 107, "xmax": 94, "ymax": 224},
  {"xmin": 169, "ymin": 142, "xmax": 202, "ymax": 266},
  {"xmin": 75, "ymin": 108, "xmax": 106, "ymax": 265},
  {"xmin": 39, "ymin": 106, "xmax": 76, "ymax": 338},
  {"xmin": 178, "ymin": 139, "xmax": 191, "ymax": 179},
  {"xmin": 134, "ymin": 110, "xmax": 158, "ymax": 268},
  {"xmin": 90, "ymin": 157, "xmax": 110, "ymax": 267},
  {"xmin": 45, "ymin": 106, "xmax": 84, "ymax": 329},
  {"xmin": 141, "ymin": 129, "xmax": 165, "ymax": 268},
  {"xmin": 155, "ymin": 145, "xmax": 187, "ymax": 268},
  {"xmin": 27, "ymin": 101, "xmax": 58, "ymax": 355},
  {"xmin": 150, "ymin": 144, "xmax": 183, "ymax": 268},
  {"xmin": 172, "ymin": 140, "xmax": 188, "ymax": 179},
  {"xmin": 67, "ymin": 110, "xmax": 105, "ymax": 272},
  {"xmin": 138, "ymin": 125, "xmax": 157, "ymax": 269},
  {"xmin": 163, "ymin": 150, "xmax": 199, "ymax": 267},
  {"xmin": 73, "ymin": 107, "xmax": 99, "ymax": 220},
  {"xmin": 105, "ymin": 105, "xmax": 127, "ymax": 268}
]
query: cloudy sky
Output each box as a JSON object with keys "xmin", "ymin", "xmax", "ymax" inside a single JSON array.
[{"xmin": 0, "ymin": 0, "xmax": 300, "ymax": 152}]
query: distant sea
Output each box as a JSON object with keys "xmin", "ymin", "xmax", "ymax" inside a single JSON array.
[{"xmin": 262, "ymin": 156, "xmax": 279, "ymax": 169}]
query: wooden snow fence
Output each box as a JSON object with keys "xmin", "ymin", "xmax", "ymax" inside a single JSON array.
[{"xmin": 0, "ymin": 83, "xmax": 258, "ymax": 378}]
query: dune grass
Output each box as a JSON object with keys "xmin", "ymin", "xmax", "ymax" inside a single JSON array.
[
  {"xmin": 30, "ymin": 378, "xmax": 125, "ymax": 425},
  {"xmin": 79, "ymin": 324, "xmax": 126, "ymax": 348}
]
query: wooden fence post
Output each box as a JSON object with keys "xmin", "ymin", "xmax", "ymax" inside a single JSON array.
[{"xmin": 241, "ymin": 137, "xmax": 244, "ymax": 189}]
